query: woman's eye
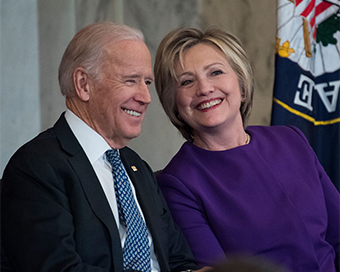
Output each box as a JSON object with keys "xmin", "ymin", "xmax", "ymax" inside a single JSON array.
[
  {"xmin": 181, "ymin": 79, "xmax": 192, "ymax": 86},
  {"xmin": 212, "ymin": 70, "xmax": 223, "ymax": 76}
]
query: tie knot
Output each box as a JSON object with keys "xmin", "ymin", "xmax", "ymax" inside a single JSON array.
[{"xmin": 105, "ymin": 149, "xmax": 121, "ymax": 168}]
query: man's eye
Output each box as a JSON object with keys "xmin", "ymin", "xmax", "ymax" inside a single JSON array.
[
  {"xmin": 145, "ymin": 80, "xmax": 152, "ymax": 86},
  {"xmin": 181, "ymin": 80, "xmax": 192, "ymax": 86},
  {"xmin": 212, "ymin": 70, "xmax": 223, "ymax": 76}
]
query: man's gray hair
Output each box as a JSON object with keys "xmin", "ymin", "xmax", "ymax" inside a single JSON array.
[{"xmin": 58, "ymin": 22, "xmax": 144, "ymax": 97}]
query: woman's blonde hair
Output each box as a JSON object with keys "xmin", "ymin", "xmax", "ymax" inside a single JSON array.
[{"xmin": 154, "ymin": 26, "xmax": 254, "ymax": 141}]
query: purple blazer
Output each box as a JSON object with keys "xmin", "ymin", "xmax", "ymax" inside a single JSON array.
[{"xmin": 157, "ymin": 126, "xmax": 339, "ymax": 272}]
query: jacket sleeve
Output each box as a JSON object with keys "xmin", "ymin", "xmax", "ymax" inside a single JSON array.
[
  {"xmin": 312, "ymin": 145, "xmax": 340, "ymax": 270},
  {"xmin": 157, "ymin": 172, "xmax": 225, "ymax": 267},
  {"xmin": 319, "ymin": 161, "xmax": 340, "ymax": 271},
  {"xmin": 140, "ymin": 161, "xmax": 199, "ymax": 272},
  {"xmin": 1, "ymin": 148, "xmax": 110, "ymax": 272},
  {"xmin": 291, "ymin": 126, "xmax": 339, "ymax": 270}
]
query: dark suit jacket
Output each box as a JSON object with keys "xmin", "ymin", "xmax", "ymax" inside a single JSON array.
[{"xmin": 1, "ymin": 113, "xmax": 197, "ymax": 272}]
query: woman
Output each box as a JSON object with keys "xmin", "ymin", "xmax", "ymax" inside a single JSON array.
[{"xmin": 154, "ymin": 26, "xmax": 339, "ymax": 272}]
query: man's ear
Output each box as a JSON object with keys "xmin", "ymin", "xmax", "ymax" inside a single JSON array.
[{"xmin": 73, "ymin": 68, "xmax": 91, "ymax": 102}]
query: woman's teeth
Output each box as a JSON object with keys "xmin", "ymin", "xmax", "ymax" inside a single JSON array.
[{"xmin": 198, "ymin": 99, "xmax": 222, "ymax": 110}]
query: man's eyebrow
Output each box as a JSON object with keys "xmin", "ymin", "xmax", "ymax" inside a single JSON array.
[
  {"xmin": 122, "ymin": 74, "xmax": 141, "ymax": 79},
  {"xmin": 122, "ymin": 74, "xmax": 154, "ymax": 81}
]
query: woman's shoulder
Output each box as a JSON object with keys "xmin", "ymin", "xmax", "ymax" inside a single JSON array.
[
  {"xmin": 247, "ymin": 125, "xmax": 308, "ymax": 143},
  {"xmin": 158, "ymin": 141, "xmax": 216, "ymax": 183},
  {"xmin": 247, "ymin": 124, "xmax": 301, "ymax": 134},
  {"xmin": 160, "ymin": 142, "xmax": 195, "ymax": 172},
  {"xmin": 247, "ymin": 125, "xmax": 313, "ymax": 159}
]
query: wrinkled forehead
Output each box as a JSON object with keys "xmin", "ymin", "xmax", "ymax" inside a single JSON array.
[
  {"xmin": 105, "ymin": 39, "xmax": 150, "ymax": 60},
  {"xmin": 102, "ymin": 39, "xmax": 151, "ymax": 70}
]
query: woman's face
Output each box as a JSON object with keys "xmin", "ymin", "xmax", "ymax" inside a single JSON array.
[{"xmin": 175, "ymin": 42, "xmax": 243, "ymax": 136}]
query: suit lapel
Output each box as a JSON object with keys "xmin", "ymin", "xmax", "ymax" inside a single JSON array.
[
  {"xmin": 120, "ymin": 148, "xmax": 161, "ymax": 238},
  {"xmin": 120, "ymin": 147, "xmax": 170, "ymax": 271},
  {"xmin": 53, "ymin": 113, "xmax": 124, "ymax": 271},
  {"xmin": 120, "ymin": 148, "xmax": 151, "ymax": 218}
]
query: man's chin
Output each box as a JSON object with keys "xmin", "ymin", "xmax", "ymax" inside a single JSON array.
[{"xmin": 125, "ymin": 129, "xmax": 142, "ymax": 141}]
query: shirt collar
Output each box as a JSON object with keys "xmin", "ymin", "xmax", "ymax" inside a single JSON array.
[{"xmin": 65, "ymin": 109, "xmax": 111, "ymax": 164}]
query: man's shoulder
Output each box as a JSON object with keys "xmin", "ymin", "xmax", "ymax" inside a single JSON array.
[
  {"xmin": 12, "ymin": 127, "xmax": 57, "ymax": 157},
  {"xmin": 14, "ymin": 113, "xmax": 68, "ymax": 152},
  {"xmin": 5, "ymin": 114, "xmax": 74, "ymax": 170}
]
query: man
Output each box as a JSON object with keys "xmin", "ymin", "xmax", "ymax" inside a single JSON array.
[{"xmin": 1, "ymin": 22, "xmax": 198, "ymax": 272}]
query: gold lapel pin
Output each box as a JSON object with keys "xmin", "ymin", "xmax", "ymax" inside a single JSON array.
[{"xmin": 131, "ymin": 166, "xmax": 138, "ymax": 172}]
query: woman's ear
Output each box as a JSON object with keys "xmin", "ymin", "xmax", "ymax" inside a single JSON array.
[
  {"xmin": 241, "ymin": 91, "xmax": 246, "ymax": 103},
  {"xmin": 73, "ymin": 68, "xmax": 91, "ymax": 102}
]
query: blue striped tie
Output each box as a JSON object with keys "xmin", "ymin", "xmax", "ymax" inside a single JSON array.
[{"xmin": 106, "ymin": 149, "xmax": 151, "ymax": 272}]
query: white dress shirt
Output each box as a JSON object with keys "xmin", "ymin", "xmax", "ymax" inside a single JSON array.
[{"xmin": 65, "ymin": 109, "xmax": 160, "ymax": 272}]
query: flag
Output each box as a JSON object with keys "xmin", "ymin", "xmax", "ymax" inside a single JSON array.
[{"xmin": 271, "ymin": 0, "xmax": 340, "ymax": 190}]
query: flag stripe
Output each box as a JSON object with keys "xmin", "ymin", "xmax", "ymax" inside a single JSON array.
[
  {"xmin": 301, "ymin": 0, "xmax": 315, "ymax": 17},
  {"xmin": 295, "ymin": 0, "xmax": 304, "ymax": 6},
  {"xmin": 315, "ymin": 1, "xmax": 332, "ymax": 15},
  {"xmin": 273, "ymin": 98, "xmax": 340, "ymax": 125}
]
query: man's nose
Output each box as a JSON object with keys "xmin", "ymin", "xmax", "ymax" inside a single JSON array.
[{"xmin": 135, "ymin": 83, "xmax": 151, "ymax": 105}]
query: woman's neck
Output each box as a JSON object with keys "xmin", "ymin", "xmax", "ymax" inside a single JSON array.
[{"xmin": 192, "ymin": 126, "xmax": 249, "ymax": 151}]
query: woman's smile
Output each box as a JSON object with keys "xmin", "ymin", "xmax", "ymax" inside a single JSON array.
[{"xmin": 196, "ymin": 98, "xmax": 223, "ymax": 111}]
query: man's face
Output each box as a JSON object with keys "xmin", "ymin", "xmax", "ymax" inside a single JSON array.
[{"xmin": 87, "ymin": 39, "xmax": 153, "ymax": 148}]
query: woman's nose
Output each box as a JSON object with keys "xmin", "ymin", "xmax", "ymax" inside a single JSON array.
[{"xmin": 196, "ymin": 78, "xmax": 213, "ymax": 96}]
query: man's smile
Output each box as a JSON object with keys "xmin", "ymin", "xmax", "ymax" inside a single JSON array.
[{"xmin": 123, "ymin": 108, "xmax": 142, "ymax": 117}]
